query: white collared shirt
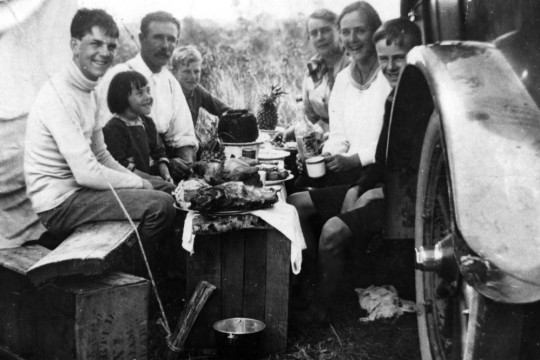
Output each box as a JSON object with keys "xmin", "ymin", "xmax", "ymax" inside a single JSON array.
[{"xmin": 323, "ymin": 64, "xmax": 392, "ymax": 165}]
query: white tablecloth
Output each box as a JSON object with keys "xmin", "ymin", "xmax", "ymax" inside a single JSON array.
[{"xmin": 182, "ymin": 200, "xmax": 306, "ymax": 274}]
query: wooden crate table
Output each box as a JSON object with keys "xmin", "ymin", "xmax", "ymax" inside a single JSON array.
[{"xmin": 184, "ymin": 213, "xmax": 291, "ymax": 355}]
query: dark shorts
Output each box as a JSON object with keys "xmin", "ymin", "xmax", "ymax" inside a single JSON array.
[
  {"xmin": 294, "ymin": 167, "xmax": 363, "ymax": 192},
  {"xmin": 310, "ymin": 185, "xmax": 385, "ymax": 235},
  {"xmin": 309, "ymin": 184, "xmax": 350, "ymax": 223},
  {"xmin": 338, "ymin": 198, "xmax": 385, "ymax": 236}
]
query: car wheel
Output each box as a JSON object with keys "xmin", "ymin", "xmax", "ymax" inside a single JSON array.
[{"xmin": 414, "ymin": 112, "xmax": 523, "ymax": 360}]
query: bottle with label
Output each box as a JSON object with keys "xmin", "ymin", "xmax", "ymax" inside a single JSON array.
[{"xmin": 293, "ymin": 97, "xmax": 319, "ymax": 162}]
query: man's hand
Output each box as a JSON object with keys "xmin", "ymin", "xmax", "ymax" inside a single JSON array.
[
  {"xmin": 141, "ymin": 179, "xmax": 154, "ymax": 190},
  {"xmin": 159, "ymin": 162, "xmax": 174, "ymax": 184},
  {"xmin": 324, "ymin": 153, "xmax": 361, "ymax": 172},
  {"xmin": 170, "ymin": 157, "xmax": 192, "ymax": 181}
]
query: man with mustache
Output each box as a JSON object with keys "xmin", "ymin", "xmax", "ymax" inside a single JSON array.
[
  {"xmin": 24, "ymin": 9, "xmax": 176, "ymax": 270},
  {"xmin": 98, "ymin": 11, "xmax": 197, "ymax": 182}
]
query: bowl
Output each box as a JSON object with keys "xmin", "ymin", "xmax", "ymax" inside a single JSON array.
[
  {"xmin": 223, "ymin": 141, "xmax": 263, "ymax": 161},
  {"xmin": 213, "ymin": 318, "xmax": 265, "ymax": 359}
]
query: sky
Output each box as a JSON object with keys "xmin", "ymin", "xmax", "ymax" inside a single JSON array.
[{"xmin": 78, "ymin": 0, "xmax": 400, "ymax": 24}]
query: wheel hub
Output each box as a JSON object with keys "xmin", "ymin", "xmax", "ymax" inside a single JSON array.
[{"xmin": 415, "ymin": 233, "xmax": 457, "ymax": 281}]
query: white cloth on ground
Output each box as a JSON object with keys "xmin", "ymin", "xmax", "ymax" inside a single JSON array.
[
  {"xmin": 355, "ymin": 285, "xmax": 416, "ymax": 323},
  {"xmin": 182, "ymin": 200, "xmax": 306, "ymax": 274}
]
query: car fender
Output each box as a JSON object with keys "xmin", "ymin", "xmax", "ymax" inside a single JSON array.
[{"xmin": 386, "ymin": 42, "xmax": 540, "ymax": 303}]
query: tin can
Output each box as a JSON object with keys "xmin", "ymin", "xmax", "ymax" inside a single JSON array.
[{"xmin": 242, "ymin": 149, "xmax": 257, "ymax": 159}]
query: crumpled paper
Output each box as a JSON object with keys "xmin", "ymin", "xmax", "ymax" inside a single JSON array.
[{"xmin": 355, "ymin": 285, "xmax": 416, "ymax": 323}]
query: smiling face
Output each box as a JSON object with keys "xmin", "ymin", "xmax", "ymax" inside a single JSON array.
[
  {"xmin": 139, "ymin": 21, "xmax": 179, "ymax": 72},
  {"xmin": 126, "ymin": 84, "xmax": 153, "ymax": 117},
  {"xmin": 71, "ymin": 26, "xmax": 117, "ymax": 81},
  {"xmin": 174, "ymin": 61, "xmax": 202, "ymax": 94},
  {"xmin": 339, "ymin": 10, "xmax": 376, "ymax": 65},
  {"xmin": 307, "ymin": 18, "xmax": 340, "ymax": 58},
  {"xmin": 375, "ymin": 40, "xmax": 408, "ymax": 88}
]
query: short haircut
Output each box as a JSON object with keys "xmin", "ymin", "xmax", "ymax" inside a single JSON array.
[
  {"xmin": 107, "ymin": 71, "xmax": 149, "ymax": 114},
  {"xmin": 306, "ymin": 8, "xmax": 338, "ymax": 39},
  {"xmin": 308, "ymin": 8, "xmax": 338, "ymax": 25},
  {"xmin": 373, "ymin": 18, "xmax": 422, "ymax": 51},
  {"xmin": 70, "ymin": 8, "xmax": 119, "ymax": 40},
  {"xmin": 337, "ymin": 1, "xmax": 382, "ymax": 33},
  {"xmin": 171, "ymin": 45, "xmax": 202, "ymax": 71},
  {"xmin": 140, "ymin": 11, "xmax": 180, "ymax": 38}
]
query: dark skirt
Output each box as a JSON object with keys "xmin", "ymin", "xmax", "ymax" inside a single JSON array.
[
  {"xmin": 310, "ymin": 185, "xmax": 385, "ymax": 234},
  {"xmin": 294, "ymin": 167, "xmax": 362, "ymax": 192},
  {"xmin": 309, "ymin": 184, "xmax": 350, "ymax": 223}
]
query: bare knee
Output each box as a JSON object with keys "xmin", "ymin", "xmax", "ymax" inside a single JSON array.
[
  {"xmin": 288, "ymin": 191, "xmax": 316, "ymax": 219},
  {"xmin": 319, "ymin": 217, "xmax": 352, "ymax": 254}
]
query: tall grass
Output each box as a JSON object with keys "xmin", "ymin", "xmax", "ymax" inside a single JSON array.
[{"xmin": 116, "ymin": 15, "xmax": 311, "ymax": 141}]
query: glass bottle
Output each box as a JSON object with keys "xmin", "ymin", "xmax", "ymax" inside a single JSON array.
[{"xmin": 293, "ymin": 98, "xmax": 318, "ymax": 162}]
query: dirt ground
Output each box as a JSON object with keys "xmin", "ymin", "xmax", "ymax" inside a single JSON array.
[{"xmin": 149, "ymin": 239, "xmax": 420, "ymax": 360}]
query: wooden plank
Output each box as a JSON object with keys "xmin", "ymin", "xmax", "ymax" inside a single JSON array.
[
  {"xmin": 0, "ymin": 268, "xmax": 38, "ymax": 357},
  {"xmin": 167, "ymin": 281, "xmax": 217, "ymax": 358},
  {"xmin": 36, "ymin": 273, "xmax": 149, "ymax": 360},
  {"xmin": 221, "ymin": 231, "xmax": 245, "ymax": 319},
  {"xmin": 185, "ymin": 234, "xmax": 222, "ymax": 349},
  {"xmin": 27, "ymin": 221, "xmax": 137, "ymax": 285},
  {"xmin": 0, "ymin": 245, "xmax": 47, "ymax": 354},
  {"xmin": 36, "ymin": 280, "xmax": 78, "ymax": 359},
  {"xmin": 263, "ymin": 230, "xmax": 290, "ymax": 354},
  {"xmin": 0, "ymin": 245, "xmax": 49, "ymax": 275},
  {"xmin": 0, "ymin": 345, "xmax": 25, "ymax": 360},
  {"xmin": 74, "ymin": 275, "xmax": 149, "ymax": 359},
  {"xmin": 243, "ymin": 229, "xmax": 267, "ymax": 321}
]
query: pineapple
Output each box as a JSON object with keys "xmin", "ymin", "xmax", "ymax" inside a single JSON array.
[
  {"xmin": 256, "ymin": 84, "xmax": 286, "ymax": 130},
  {"xmin": 198, "ymin": 120, "xmax": 226, "ymax": 162}
]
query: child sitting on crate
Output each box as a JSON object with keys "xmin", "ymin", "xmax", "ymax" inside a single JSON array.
[{"xmin": 103, "ymin": 71, "xmax": 175, "ymax": 193}]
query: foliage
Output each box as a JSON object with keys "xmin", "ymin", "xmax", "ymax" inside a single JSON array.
[{"xmin": 115, "ymin": 14, "xmax": 311, "ymax": 136}]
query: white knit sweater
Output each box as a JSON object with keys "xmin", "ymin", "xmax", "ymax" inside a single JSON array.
[{"xmin": 24, "ymin": 61, "xmax": 143, "ymax": 213}]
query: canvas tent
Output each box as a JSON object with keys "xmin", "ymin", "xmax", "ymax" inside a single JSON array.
[{"xmin": 0, "ymin": 0, "xmax": 77, "ymax": 248}]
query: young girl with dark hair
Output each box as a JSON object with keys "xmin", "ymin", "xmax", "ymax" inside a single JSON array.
[{"xmin": 104, "ymin": 71, "xmax": 174, "ymax": 190}]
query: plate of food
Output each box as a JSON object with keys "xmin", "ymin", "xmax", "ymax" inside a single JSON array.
[
  {"xmin": 284, "ymin": 141, "xmax": 297, "ymax": 150},
  {"xmin": 173, "ymin": 202, "xmax": 248, "ymax": 215},
  {"xmin": 265, "ymin": 173, "xmax": 294, "ymax": 185},
  {"xmin": 173, "ymin": 180, "xmax": 279, "ymax": 214},
  {"xmin": 258, "ymin": 149, "xmax": 290, "ymax": 161}
]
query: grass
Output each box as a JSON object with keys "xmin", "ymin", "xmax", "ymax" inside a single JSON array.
[
  {"xmin": 148, "ymin": 242, "xmax": 420, "ymax": 360},
  {"xmin": 148, "ymin": 285, "xmax": 420, "ymax": 360}
]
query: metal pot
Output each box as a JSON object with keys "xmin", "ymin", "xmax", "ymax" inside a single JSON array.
[{"xmin": 213, "ymin": 318, "xmax": 265, "ymax": 359}]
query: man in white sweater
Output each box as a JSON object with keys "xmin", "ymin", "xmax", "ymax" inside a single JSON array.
[
  {"xmin": 24, "ymin": 8, "xmax": 175, "ymax": 265},
  {"xmin": 97, "ymin": 11, "xmax": 198, "ymax": 182}
]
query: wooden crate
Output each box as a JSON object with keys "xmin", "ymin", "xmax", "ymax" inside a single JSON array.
[
  {"xmin": 0, "ymin": 271, "xmax": 149, "ymax": 359},
  {"xmin": 185, "ymin": 228, "xmax": 291, "ymax": 354}
]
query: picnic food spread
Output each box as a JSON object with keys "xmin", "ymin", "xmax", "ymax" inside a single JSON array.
[
  {"xmin": 189, "ymin": 181, "xmax": 278, "ymax": 213},
  {"xmin": 174, "ymin": 157, "xmax": 286, "ymax": 213}
]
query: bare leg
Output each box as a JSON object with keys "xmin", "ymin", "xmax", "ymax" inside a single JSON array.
[
  {"xmin": 288, "ymin": 191, "xmax": 319, "ymax": 303},
  {"xmin": 313, "ymin": 217, "xmax": 353, "ymax": 318}
]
